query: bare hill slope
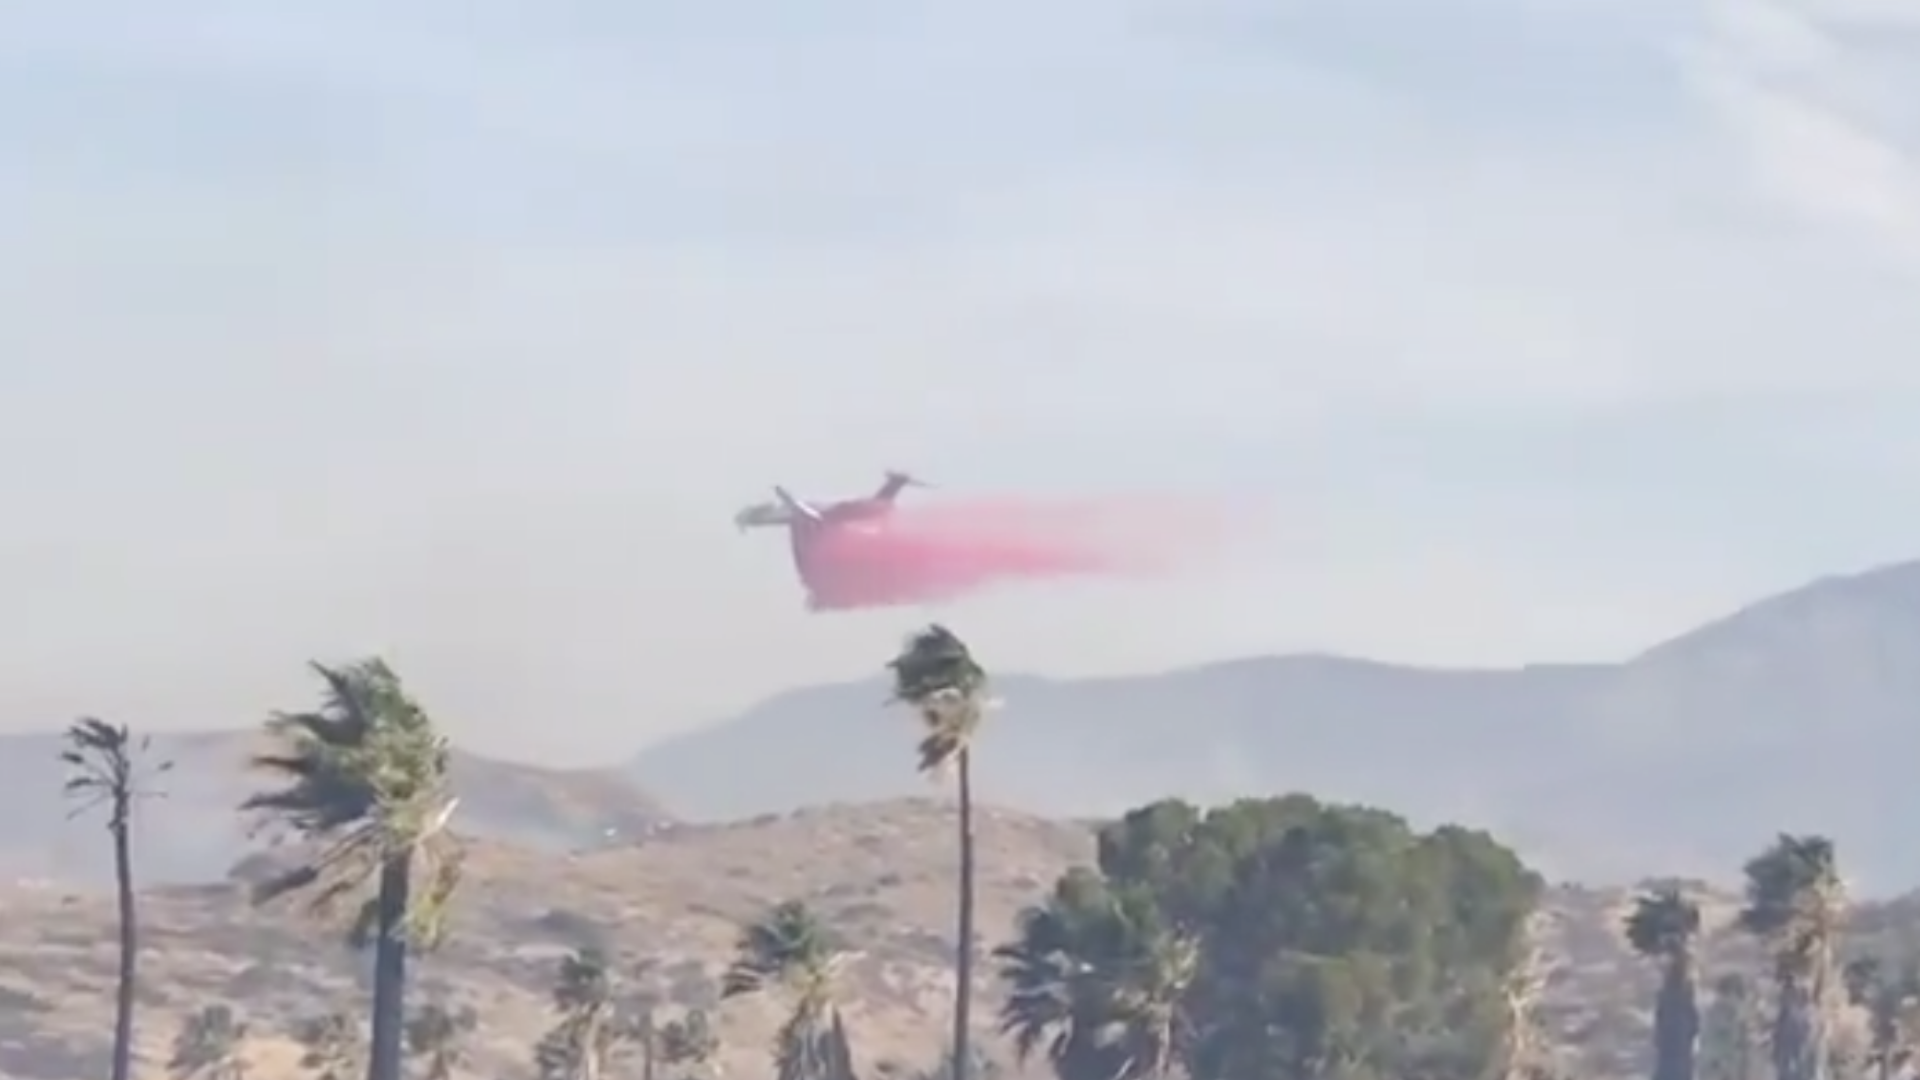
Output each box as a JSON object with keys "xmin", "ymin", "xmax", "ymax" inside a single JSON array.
[{"xmin": 2, "ymin": 799, "xmax": 1911, "ymax": 1080}]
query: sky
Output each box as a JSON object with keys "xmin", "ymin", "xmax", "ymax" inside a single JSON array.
[{"xmin": 2, "ymin": 0, "xmax": 1919, "ymax": 763}]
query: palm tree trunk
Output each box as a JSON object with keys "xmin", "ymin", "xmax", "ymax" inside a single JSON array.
[
  {"xmin": 110, "ymin": 815, "xmax": 136, "ymax": 1080},
  {"xmin": 1653, "ymin": 960, "xmax": 1701, "ymax": 1080},
  {"xmin": 367, "ymin": 852, "xmax": 413, "ymax": 1080},
  {"xmin": 951, "ymin": 747, "xmax": 975, "ymax": 1080},
  {"xmin": 1772, "ymin": 976, "xmax": 1828, "ymax": 1080},
  {"xmin": 583, "ymin": 1024, "xmax": 601, "ymax": 1080}
]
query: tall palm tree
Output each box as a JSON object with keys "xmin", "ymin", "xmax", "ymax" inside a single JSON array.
[
  {"xmin": 241, "ymin": 658, "xmax": 464, "ymax": 1080},
  {"xmin": 994, "ymin": 872, "xmax": 1199, "ymax": 1080},
  {"xmin": 889, "ymin": 624, "xmax": 991, "ymax": 1080},
  {"xmin": 1739, "ymin": 834, "xmax": 1843, "ymax": 1080},
  {"xmin": 723, "ymin": 899, "xmax": 859, "ymax": 1080},
  {"xmin": 167, "ymin": 1003, "xmax": 249, "ymax": 1080},
  {"xmin": 404, "ymin": 1001, "xmax": 478, "ymax": 1080},
  {"xmin": 1625, "ymin": 884, "xmax": 1704, "ymax": 1080},
  {"xmin": 1842, "ymin": 956, "xmax": 1920, "ymax": 1080},
  {"xmin": 535, "ymin": 944, "xmax": 643, "ymax": 1080},
  {"xmin": 61, "ymin": 716, "xmax": 172, "ymax": 1080}
]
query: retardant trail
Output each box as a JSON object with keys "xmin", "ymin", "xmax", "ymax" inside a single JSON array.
[{"xmin": 798, "ymin": 495, "xmax": 1237, "ymax": 611}]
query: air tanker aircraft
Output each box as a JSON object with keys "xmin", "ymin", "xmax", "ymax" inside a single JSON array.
[
  {"xmin": 734, "ymin": 471, "xmax": 932, "ymax": 609},
  {"xmin": 733, "ymin": 470, "xmax": 924, "ymax": 531}
]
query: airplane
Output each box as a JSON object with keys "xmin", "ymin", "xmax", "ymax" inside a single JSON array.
[
  {"xmin": 735, "ymin": 471, "xmax": 933, "ymax": 610},
  {"xmin": 733, "ymin": 470, "xmax": 929, "ymax": 532}
]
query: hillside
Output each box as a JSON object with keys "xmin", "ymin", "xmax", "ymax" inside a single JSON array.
[
  {"xmin": 631, "ymin": 558, "xmax": 1920, "ymax": 886},
  {"xmin": 0, "ymin": 731, "xmax": 670, "ymax": 883},
  {"xmin": 10, "ymin": 559, "xmax": 1920, "ymax": 888},
  {"xmin": 3, "ymin": 798, "xmax": 1915, "ymax": 1080}
]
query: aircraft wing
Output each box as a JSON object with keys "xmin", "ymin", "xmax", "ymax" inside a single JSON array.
[
  {"xmin": 773, "ymin": 486, "xmax": 824, "ymax": 522},
  {"xmin": 734, "ymin": 501, "xmax": 793, "ymax": 530}
]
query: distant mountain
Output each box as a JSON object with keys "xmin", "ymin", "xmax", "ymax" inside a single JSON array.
[
  {"xmin": 1, "ymin": 731, "xmax": 672, "ymax": 884},
  {"xmin": 630, "ymin": 560, "xmax": 1920, "ymax": 887},
  {"xmin": 13, "ymin": 561, "xmax": 1919, "ymax": 890}
]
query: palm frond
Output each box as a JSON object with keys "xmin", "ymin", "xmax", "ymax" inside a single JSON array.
[
  {"xmin": 1623, "ymin": 884, "xmax": 1701, "ymax": 959},
  {"xmin": 60, "ymin": 716, "xmax": 172, "ymax": 828},
  {"xmin": 67, "ymin": 717, "xmax": 129, "ymax": 753},
  {"xmin": 888, "ymin": 625, "xmax": 986, "ymax": 703},
  {"xmin": 1739, "ymin": 833, "xmax": 1842, "ymax": 975},
  {"xmin": 240, "ymin": 657, "xmax": 464, "ymax": 957},
  {"xmin": 995, "ymin": 879, "xmax": 1198, "ymax": 1080},
  {"xmin": 251, "ymin": 814, "xmax": 384, "ymax": 918},
  {"xmin": 404, "ymin": 830, "xmax": 466, "ymax": 949},
  {"xmin": 725, "ymin": 900, "xmax": 840, "ymax": 999},
  {"xmin": 887, "ymin": 625, "xmax": 990, "ymax": 774}
]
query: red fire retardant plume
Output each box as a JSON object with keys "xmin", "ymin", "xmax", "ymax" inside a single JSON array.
[{"xmin": 795, "ymin": 495, "xmax": 1234, "ymax": 611}]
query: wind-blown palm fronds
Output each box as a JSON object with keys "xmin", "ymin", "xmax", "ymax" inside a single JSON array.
[
  {"xmin": 534, "ymin": 944, "xmax": 647, "ymax": 1080},
  {"xmin": 62, "ymin": 717, "xmax": 171, "ymax": 1080},
  {"xmin": 1740, "ymin": 835, "xmax": 1843, "ymax": 1080},
  {"xmin": 888, "ymin": 624, "xmax": 989, "ymax": 774},
  {"xmin": 240, "ymin": 658, "xmax": 461, "ymax": 1080},
  {"xmin": 996, "ymin": 873, "xmax": 1200, "ymax": 1080},
  {"xmin": 724, "ymin": 900, "xmax": 859, "ymax": 1080},
  {"xmin": 243, "ymin": 660, "xmax": 462, "ymax": 937}
]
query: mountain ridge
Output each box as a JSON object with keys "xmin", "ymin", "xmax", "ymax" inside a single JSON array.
[
  {"xmin": 631, "ymin": 558, "xmax": 1920, "ymax": 886},
  {"xmin": 7, "ymin": 558, "xmax": 1920, "ymax": 887}
]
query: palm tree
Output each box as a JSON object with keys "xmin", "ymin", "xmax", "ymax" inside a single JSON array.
[
  {"xmin": 723, "ymin": 899, "xmax": 859, "ymax": 1080},
  {"xmin": 404, "ymin": 1001, "xmax": 478, "ymax": 1080},
  {"xmin": 889, "ymin": 624, "xmax": 991, "ymax": 1080},
  {"xmin": 293, "ymin": 1012, "xmax": 364, "ymax": 1080},
  {"xmin": 1842, "ymin": 956, "xmax": 1920, "ymax": 1080},
  {"xmin": 1625, "ymin": 883, "xmax": 1704, "ymax": 1080},
  {"xmin": 535, "ymin": 944, "xmax": 644, "ymax": 1080},
  {"xmin": 61, "ymin": 716, "xmax": 172, "ymax": 1080},
  {"xmin": 1739, "ymin": 834, "xmax": 1843, "ymax": 1080},
  {"xmin": 240, "ymin": 658, "xmax": 464, "ymax": 1080},
  {"xmin": 994, "ymin": 871, "xmax": 1199, "ymax": 1080},
  {"xmin": 167, "ymin": 1003, "xmax": 249, "ymax": 1080}
]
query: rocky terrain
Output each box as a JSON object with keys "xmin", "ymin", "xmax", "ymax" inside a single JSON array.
[{"xmin": 4, "ymin": 798, "xmax": 1915, "ymax": 1080}]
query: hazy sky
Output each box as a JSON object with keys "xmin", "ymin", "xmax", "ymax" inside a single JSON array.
[{"xmin": 3, "ymin": 0, "xmax": 1919, "ymax": 762}]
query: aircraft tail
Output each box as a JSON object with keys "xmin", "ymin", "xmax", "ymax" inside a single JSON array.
[{"xmin": 874, "ymin": 470, "xmax": 927, "ymax": 502}]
